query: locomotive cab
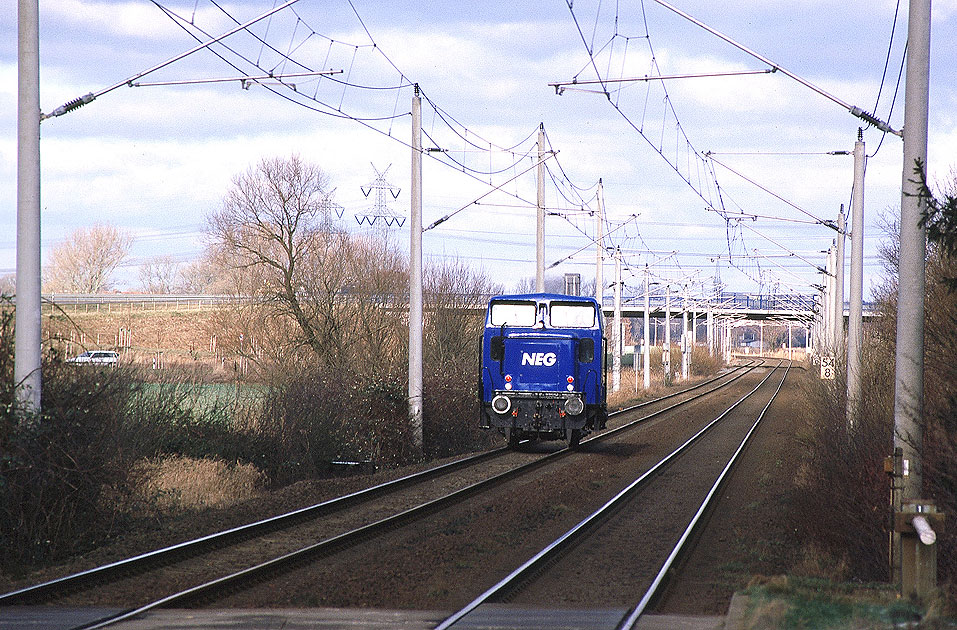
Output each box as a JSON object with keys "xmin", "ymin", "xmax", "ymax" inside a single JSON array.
[{"xmin": 479, "ymin": 293, "xmax": 607, "ymax": 449}]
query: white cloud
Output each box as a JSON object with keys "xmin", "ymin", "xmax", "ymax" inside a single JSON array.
[
  {"xmin": 2, "ymin": 0, "xmax": 953, "ymax": 293},
  {"xmin": 43, "ymin": 0, "xmax": 207, "ymax": 41}
]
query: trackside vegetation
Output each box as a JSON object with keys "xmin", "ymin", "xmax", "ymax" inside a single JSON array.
[
  {"xmin": 0, "ymin": 251, "xmax": 497, "ymax": 573},
  {"xmin": 1, "ymin": 157, "xmax": 505, "ymax": 573},
  {"xmin": 789, "ymin": 168, "xmax": 957, "ymax": 615}
]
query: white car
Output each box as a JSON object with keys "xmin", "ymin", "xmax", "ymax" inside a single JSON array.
[{"xmin": 67, "ymin": 350, "xmax": 119, "ymax": 366}]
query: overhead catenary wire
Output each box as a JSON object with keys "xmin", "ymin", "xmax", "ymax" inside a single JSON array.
[
  {"xmin": 114, "ymin": 4, "xmax": 752, "ymax": 294},
  {"xmin": 40, "ymin": 0, "xmax": 622, "ymax": 276},
  {"xmin": 736, "ymin": 220, "xmax": 827, "ymax": 275},
  {"xmin": 563, "ymin": 0, "xmax": 725, "ymax": 223},
  {"xmin": 867, "ymin": 0, "xmax": 907, "ymax": 158},
  {"xmin": 559, "ymin": 0, "xmax": 899, "ymax": 294},
  {"xmin": 423, "ymin": 152, "xmax": 558, "ymax": 232},
  {"xmin": 548, "ymin": 68, "xmax": 774, "ymax": 94},
  {"xmin": 646, "ymin": 0, "xmax": 900, "ymax": 135},
  {"xmin": 547, "ymin": 215, "xmax": 639, "ymax": 269},
  {"xmin": 147, "ymin": 0, "xmax": 570, "ymax": 222},
  {"xmin": 42, "ymin": 0, "xmax": 307, "ymax": 119},
  {"xmin": 705, "ymin": 153, "xmax": 839, "ymax": 230},
  {"xmin": 41, "ymin": 0, "xmax": 877, "ymax": 298}
]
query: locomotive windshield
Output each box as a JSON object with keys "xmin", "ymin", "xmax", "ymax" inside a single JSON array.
[
  {"xmin": 489, "ymin": 301, "xmax": 537, "ymax": 327},
  {"xmin": 549, "ymin": 302, "xmax": 596, "ymax": 328}
]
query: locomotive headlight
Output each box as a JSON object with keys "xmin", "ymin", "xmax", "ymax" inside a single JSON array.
[
  {"xmin": 491, "ymin": 395, "xmax": 512, "ymax": 414},
  {"xmin": 564, "ymin": 396, "xmax": 584, "ymax": 416}
]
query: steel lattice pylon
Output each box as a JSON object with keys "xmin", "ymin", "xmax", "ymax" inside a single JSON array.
[{"xmin": 355, "ymin": 163, "xmax": 405, "ymax": 228}]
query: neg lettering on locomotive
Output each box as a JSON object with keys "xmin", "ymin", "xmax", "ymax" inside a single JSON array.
[{"xmin": 479, "ymin": 292, "xmax": 608, "ymax": 449}]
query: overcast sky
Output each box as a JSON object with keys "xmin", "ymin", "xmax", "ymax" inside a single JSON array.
[{"xmin": 3, "ymin": 0, "xmax": 957, "ymax": 300}]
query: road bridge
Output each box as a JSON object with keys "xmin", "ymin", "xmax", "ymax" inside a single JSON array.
[
  {"xmin": 27, "ymin": 291, "xmax": 875, "ymax": 324},
  {"xmin": 603, "ymin": 292, "xmax": 876, "ymax": 324}
]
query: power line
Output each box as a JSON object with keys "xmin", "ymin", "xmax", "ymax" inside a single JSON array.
[
  {"xmin": 706, "ymin": 152, "xmax": 838, "ymax": 229},
  {"xmin": 646, "ymin": 0, "xmax": 900, "ymax": 135},
  {"xmin": 558, "ymin": 0, "xmax": 897, "ymax": 295},
  {"xmin": 140, "ymin": 0, "xmax": 567, "ymax": 226}
]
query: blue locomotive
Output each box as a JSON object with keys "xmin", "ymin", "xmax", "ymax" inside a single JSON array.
[{"xmin": 479, "ymin": 293, "xmax": 607, "ymax": 449}]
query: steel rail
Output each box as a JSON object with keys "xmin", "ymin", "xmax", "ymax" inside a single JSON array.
[
  {"xmin": 78, "ymin": 431, "xmax": 602, "ymax": 628},
  {"xmin": 434, "ymin": 361, "xmax": 783, "ymax": 630},
  {"xmin": 586, "ymin": 360, "xmax": 757, "ymax": 446},
  {"xmin": 78, "ymin": 364, "xmax": 761, "ymax": 628},
  {"xmin": 619, "ymin": 361, "xmax": 791, "ymax": 628},
  {"xmin": 1, "ymin": 362, "xmax": 752, "ymax": 607},
  {"xmin": 0, "ymin": 448, "xmax": 507, "ymax": 605},
  {"xmin": 605, "ymin": 360, "xmax": 754, "ymax": 418},
  {"xmin": 62, "ymin": 364, "xmax": 764, "ymax": 629}
]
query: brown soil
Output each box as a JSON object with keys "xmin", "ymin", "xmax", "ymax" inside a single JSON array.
[{"xmin": 212, "ymin": 363, "xmax": 807, "ymax": 613}]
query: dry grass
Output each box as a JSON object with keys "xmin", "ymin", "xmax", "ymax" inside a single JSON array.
[
  {"xmin": 607, "ymin": 368, "xmax": 671, "ymax": 408},
  {"xmin": 791, "ymin": 544, "xmax": 851, "ymax": 582},
  {"xmin": 131, "ymin": 456, "xmax": 267, "ymax": 513},
  {"xmin": 741, "ymin": 575, "xmax": 922, "ymax": 630},
  {"xmin": 606, "ymin": 353, "xmax": 724, "ymax": 409}
]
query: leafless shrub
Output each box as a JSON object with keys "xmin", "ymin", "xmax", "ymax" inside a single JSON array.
[
  {"xmin": 138, "ymin": 255, "xmax": 182, "ymax": 293},
  {"xmin": 420, "ymin": 259, "xmax": 501, "ymax": 456},
  {"xmin": 792, "ymin": 344, "xmax": 893, "ymax": 582},
  {"xmin": 0, "ymin": 338, "xmax": 137, "ymax": 570},
  {"xmin": 424, "ymin": 259, "xmax": 498, "ymax": 367},
  {"xmin": 247, "ymin": 369, "xmax": 416, "ymax": 483},
  {"xmin": 919, "ymin": 250, "xmax": 957, "ymax": 600},
  {"xmin": 690, "ymin": 346, "xmax": 722, "ymax": 375}
]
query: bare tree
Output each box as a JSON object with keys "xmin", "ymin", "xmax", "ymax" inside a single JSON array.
[
  {"xmin": 44, "ymin": 224, "xmax": 133, "ymax": 293},
  {"xmin": 138, "ymin": 255, "xmax": 181, "ymax": 293},
  {"xmin": 209, "ymin": 155, "xmax": 412, "ymax": 373},
  {"xmin": 179, "ymin": 249, "xmax": 242, "ymax": 295},
  {"xmin": 514, "ymin": 276, "xmax": 535, "ymax": 293},
  {"xmin": 424, "ymin": 259, "xmax": 500, "ymax": 367},
  {"xmin": 210, "ymin": 156, "xmax": 335, "ymax": 355},
  {"xmin": 0, "ymin": 274, "xmax": 14, "ymax": 297},
  {"xmin": 514, "ymin": 275, "xmax": 564, "ymax": 294}
]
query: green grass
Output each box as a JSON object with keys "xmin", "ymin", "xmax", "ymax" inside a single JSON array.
[
  {"xmin": 742, "ymin": 576, "xmax": 927, "ymax": 629},
  {"xmin": 135, "ymin": 381, "xmax": 263, "ymax": 419}
]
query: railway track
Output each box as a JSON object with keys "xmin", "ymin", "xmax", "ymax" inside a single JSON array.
[
  {"xmin": 0, "ymin": 360, "xmax": 768, "ymax": 628},
  {"xmin": 437, "ymin": 360, "xmax": 791, "ymax": 630}
]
